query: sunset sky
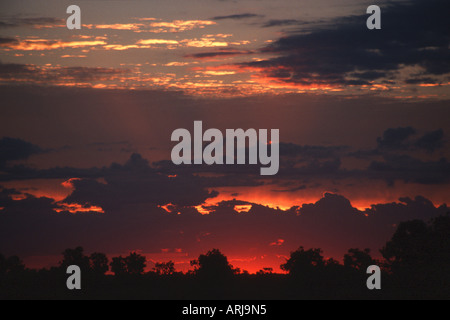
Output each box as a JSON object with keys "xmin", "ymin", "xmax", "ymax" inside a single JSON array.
[{"xmin": 1, "ymin": 0, "xmax": 449, "ymax": 273}]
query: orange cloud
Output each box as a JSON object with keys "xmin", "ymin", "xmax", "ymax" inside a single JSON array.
[
  {"xmin": 199, "ymin": 71, "xmax": 237, "ymax": 76},
  {"xmin": 234, "ymin": 205, "xmax": 253, "ymax": 213},
  {"xmin": 137, "ymin": 39, "xmax": 179, "ymax": 45},
  {"xmin": 55, "ymin": 203, "xmax": 104, "ymax": 214},
  {"xmin": 183, "ymin": 38, "xmax": 228, "ymax": 48},
  {"xmin": 1, "ymin": 39, "xmax": 106, "ymax": 51},
  {"xmin": 270, "ymin": 239, "xmax": 285, "ymax": 247},
  {"xmin": 148, "ymin": 20, "xmax": 216, "ymax": 32},
  {"xmin": 86, "ymin": 23, "xmax": 144, "ymax": 31},
  {"xmin": 61, "ymin": 178, "xmax": 82, "ymax": 189},
  {"xmin": 102, "ymin": 44, "xmax": 141, "ymax": 51}
]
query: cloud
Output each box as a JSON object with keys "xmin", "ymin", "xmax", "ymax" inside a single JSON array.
[
  {"xmin": 146, "ymin": 20, "xmax": 216, "ymax": 32},
  {"xmin": 0, "ymin": 61, "xmax": 130, "ymax": 86},
  {"xmin": 377, "ymin": 127, "xmax": 417, "ymax": 150},
  {"xmin": 261, "ymin": 19, "xmax": 300, "ymax": 28},
  {"xmin": 64, "ymin": 153, "xmax": 218, "ymax": 208},
  {"xmin": 0, "ymin": 186, "xmax": 446, "ymax": 270},
  {"xmin": 0, "ymin": 17, "xmax": 64, "ymax": 29},
  {"xmin": 136, "ymin": 39, "xmax": 179, "ymax": 45},
  {"xmin": 368, "ymin": 154, "xmax": 450, "ymax": 185},
  {"xmin": 0, "ymin": 137, "xmax": 41, "ymax": 168},
  {"xmin": 0, "ymin": 37, "xmax": 19, "ymax": 45},
  {"xmin": 414, "ymin": 129, "xmax": 444, "ymax": 152},
  {"xmin": 235, "ymin": 0, "xmax": 450, "ymax": 87},
  {"xmin": 0, "ymin": 39, "xmax": 107, "ymax": 51},
  {"xmin": 280, "ymin": 143, "xmax": 347, "ymax": 159},
  {"xmin": 374, "ymin": 127, "xmax": 445, "ymax": 153},
  {"xmin": 212, "ymin": 13, "xmax": 264, "ymax": 21},
  {"xmin": 184, "ymin": 49, "xmax": 254, "ymax": 59}
]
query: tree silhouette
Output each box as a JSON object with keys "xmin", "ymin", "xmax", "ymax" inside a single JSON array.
[
  {"xmin": 281, "ymin": 247, "xmax": 325, "ymax": 276},
  {"xmin": 110, "ymin": 252, "xmax": 147, "ymax": 276},
  {"xmin": 191, "ymin": 249, "xmax": 235, "ymax": 279},
  {"xmin": 110, "ymin": 256, "xmax": 127, "ymax": 276},
  {"xmin": 428, "ymin": 214, "xmax": 450, "ymax": 266},
  {"xmin": 6, "ymin": 256, "xmax": 25, "ymax": 274},
  {"xmin": 153, "ymin": 261, "xmax": 176, "ymax": 276},
  {"xmin": 90, "ymin": 252, "xmax": 109, "ymax": 275},
  {"xmin": 60, "ymin": 247, "xmax": 90, "ymax": 271},
  {"xmin": 0, "ymin": 253, "xmax": 6, "ymax": 276},
  {"xmin": 344, "ymin": 248, "xmax": 376, "ymax": 271},
  {"xmin": 0, "ymin": 254, "xmax": 25, "ymax": 276},
  {"xmin": 379, "ymin": 214, "xmax": 450, "ymax": 298},
  {"xmin": 381, "ymin": 214, "xmax": 450, "ymax": 272},
  {"xmin": 125, "ymin": 252, "xmax": 147, "ymax": 275},
  {"xmin": 257, "ymin": 268, "xmax": 274, "ymax": 275},
  {"xmin": 381, "ymin": 220, "xmax": 431, "ymax": 271}
]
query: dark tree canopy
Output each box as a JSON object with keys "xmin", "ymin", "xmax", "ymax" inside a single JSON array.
[
  {"xmin": 0, "ymin": 254, "xmax": 5, "ymax": 276},
  {"xmin": 191, "ymin": 249, "xmax": 236, "ymax": 279},
  {"xmin": 281, "ymin": 247, "xmax": 325, "ymax": 276},
  {"xmin": 1, "ymin": 215, "xmax": 449, "ymax": 299},
  {"xmin": 381, "ymin": 214, "xmax": 450, "ymax": 272},
  {"xmin": 110, "ymin": 256, "xmax": 127, "ymax": 276},
  {"xmin": 110, "ymin": 252, "xmax": 147, "ymax": 276},
  {"xmin": 126, "ymin": 252, "xmax": 147, "ymax": 275},
  {"xmin": 0, "ymin": 254, "xmax": 25, "ymax": 276},
  {"xmin": 60, "ymin": 247, "xmax": 90, "ymax": 271},
  {"xmin": 344, "ymin": 248, "xmax": 376, "ymax": 271},
  {"xmin": 90, "ymin": 252, "xmax": 109, "ymax": 275},
  {"xmin": 153, "ymin": 261, "xmax": 176, "ymax": 276}
]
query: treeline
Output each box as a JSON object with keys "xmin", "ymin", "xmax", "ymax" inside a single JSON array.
[{"xmin": 0, "ymin": 214, "xmax": 449, "ymax": 299}]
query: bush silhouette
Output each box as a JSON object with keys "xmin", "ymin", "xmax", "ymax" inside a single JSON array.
[
  {"xmin": 60, "ymin": 247, "xmax": 90, "ymax": 272},
  {"xmin": 191, "ymin": 249, "xmax": 236, "ymax": 280},
  {"xmin": 90, "ymin": 252, "xmax": 109, "ymax": 276},
  {"xmin": 153, "ymin": 261, "xmax": 176, "ymax": 276},
  {"xmin": 110, "ymin": 256, "xmax": 127, "ymax": 276},
  {"xmin": 0, "ymin": 254, "xmax": 25, "ymax": 276},
  {"xmin": 281, "ymin": 247, "xmax": 325, "ymax": 276},
  {"xmin": 110, "ymin": 252, "xmax": 146, "ymax": 276},
  {"xmin": 382, "ymin": 214, "xmax": 450, "ymax": 272},
  {"xmin": 1, "ymin": 215, "xmax": 449, "ymax": 299},
  {"xmin": 125, "ymin": 252, "xmax": 147, "ymax": 275},
  {"xmin": 344, "ymin": 248, "xmax": 376, "ymax": 271}
]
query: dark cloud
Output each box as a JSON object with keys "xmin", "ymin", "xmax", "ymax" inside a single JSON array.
[
  {"xmin": 271, "ymin": 185, "xmax": 307, "ymax": 193},
  {"xmin": 375, "ymin": 127, "xmax": 445, "ymax": 153},
  {"xmin": 0, "ymin": 61, "xmax": 35, "ymax": 79},
  {"xmin": 404, "ymin": 77, "xmax": 440, "ymax": 85},
  {"xmin": 0, "ymin": 186, "xmax": 446, "ymax": 267},
  {"xmin": 0, "ymin": 17, "xmax": 63, "ymax": 28},
  {"xmin": 237, "ymin": 0, "xmax": 450, "ymax": 86},
  {"xmin": 0, "ymin": 126, "xmax": 445, "ymax": 191},
  {"xmin": 280, "ymin": 143, "xmax": 347, "ymax": 159},
  {"xmin": 377, "ymin": 127, "xmax": 417, "ymax": 150},
  {"xmin": 369, "ymin": 154, "xmax": 450, "ymax": 185},
  {"xmin": 64, "ymin": 153, "xmax": 218, "ymax": 208},
  {"xmin": 212, "ymin": 13, "xmax": 264, "ymax": 20},
  {"xmin": 0, "ymin": 137, "xmax": 41, "ymax": 168},
  {"xmin": 261, "ymin": 19, "xmax": 300, "ymax": 28},
  {"xmin": 184, "ymin": 49, "xmax": 254, "ymax": 59},
  {"xmin": 0, "ymin": 37, "xmax": 18, "ymax": 45},
  {"xmin": 414, "ymin": 129, "xmax": 444, "ymax": 152},
  {"xmin": 0, "ymin": 61, "xmax": 130, "ymax": 84}
]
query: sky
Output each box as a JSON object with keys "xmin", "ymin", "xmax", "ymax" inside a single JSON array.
[{"xmin": 0, "ymin": 0, "xmax": 449, "ymax": 273}]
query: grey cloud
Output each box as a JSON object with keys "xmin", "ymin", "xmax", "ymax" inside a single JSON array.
[
  {"xmin": 0, "ymin": 137, "xmax": 42, "ymax": 168},
  {"xmin": 238, "ymin": 0, "xmax": 450, "ymax": 86},
  {"xmin": 212, "ymin": 13, "xmax": 264, "ymax": 20},
  {"xmin": 0, "ymin": 17, "xmax": 63, "ymax": 28}
]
